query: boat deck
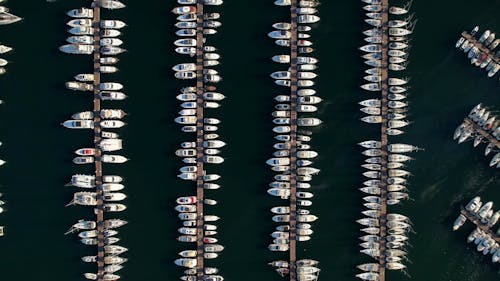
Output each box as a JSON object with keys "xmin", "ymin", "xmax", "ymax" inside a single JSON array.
[
  {"xmin": 460, "ymin": 207, "xmax": 500, "ymax": 243},
  {"xmin": 464, "ymin": 118, "xmax": 500, "ymax": 149},
  {"xmin": 195, "ymin": 0, "xmax": 205, "ymax": 278},
  {"xmin": 289, "ymin": 1, "xmax": 298, "ymax": 280},
  {"xmin": 91, "ymin": 2, "xmax": 105, "ymax": 281},
  {"xmin": 378, "ymin": 0, "xmax": 389, "ymax": 280},
  {"xmin": 461, "ymin": 31, "xmax": 500, "ymax": 65}
]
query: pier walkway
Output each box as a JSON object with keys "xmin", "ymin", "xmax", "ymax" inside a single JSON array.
[
  {"xmin": 460, "ymin": 207, "xmax": 500, "ymax": 243},
  {"xmin": 91, "ymin": 2, "xmax": 104, "ymax": 281},
  {"xmin": 378, "ymin": 0, "xmax": 389, "ymax": 280},
  {"xmin": 461, "ymin": 32, "xmax": 500, "ymax": 65},
  {"xmin": 464, "ymin": 118, "xmax": 500, "ymax": 149},
  {"xmin": 289, "ymin": 0, "xmax": 298, "ymax": 280},
  {"xmin": 195, "ymin": 0, "xmax": 205, "ymax": 278}
]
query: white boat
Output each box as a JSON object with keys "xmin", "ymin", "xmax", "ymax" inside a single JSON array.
[
  {"xmin": 100, "ymin": 91, "xmax": 127, "ymax": 100},
  {"xmin": 99, "ymin": 0, "xmax": 126, "ymax": 9},
  {"xmin": 101, "ymin": 20, "xmax": 126, "ymax": 29},
  {"xmin": 101, "ymin": 120, "xmax": 126, "ymax": 128},
  {"xmin": 102, "ymin": 155, "xmax": 129, "ymax": 163},
  {"xmin": 67, "ymin": 19, "xmax": 92, "ymax": 27},
  {"xmin": 67, "ymin": 8, "xmax": 93, "ymax": 18},
  {"xmin": 297, "ymin": 15, "xmax": 320, "ymax": 24},
  {"xmin": 172, "ymin": 6, "xmax": 196, "ymax": 15},
  {"xmin": 63, "ymin": 120, "xmax": 93, "ymax": 129},
  {"xmin": 99, "ymin": 82, "xmax": 123, "ymax": 91},
  {"xmin": 100, "ymin": 38, "xmax": 123, "ymax": 46},
  {"xmin": 59, "ymin": 44, "xmax": 94, "ymax": 55},
  {"xmin": 101, "ymin": 46, "xmax": 126, "ymax": 55},
  {"xmin": 68, "ymin": 26, "xmax": 94, "ymax": 35},
  {"xmin": 101, "ymin": 29, "xmax": 121, "ymax": 37}
]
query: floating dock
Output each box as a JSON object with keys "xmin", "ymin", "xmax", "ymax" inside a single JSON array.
[
  {"xmin": 461, "ymin": 31, "xmax": 500, "ymax": 65},
  {"xmin": 460, "ymin": 207, "xmax": 500, "ymax": 244},
  {"xmin": 463, "ymin": 118, "xmax": 500, "ymax": 149},
  {"xmin": 288, "ymin": 0, "xmax": 298, "ymax": 279},
  {"xmin": 91, "ymin": 3, "xmax": 105, "ymax": 281},
  {"xmin": 195, "ymin": 0, "xmax": 205, "ymax": 278},
  {"xmin": 377, "ymin": 1, "xmax": 389, "ymax": 280}
]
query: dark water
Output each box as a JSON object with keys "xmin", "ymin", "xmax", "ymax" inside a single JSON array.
[{"xmin": 0, "ymin": 0, "xmax": 497, "ymax": 281}]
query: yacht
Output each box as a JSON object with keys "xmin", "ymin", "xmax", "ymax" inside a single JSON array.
[
  {"xmin": 104, "ymin": 219, "xmax": 128, "ymax": 229},
  {"xmin": 67, "ymin": 8, "xmax": 93, "ymax": 18},
  {"xmin": 104, "ymin": 245, "xmax": 128, "ymax": 255},
  {"xmin": 102, "ymin": 155, "xmax": 129, "ymax": 163},
  {"xmin": 0, "ymin": 44, "xmax": 12, "ymax": 54},
  {"xmin": 75, "ymin": 73, "xmax": 94, "ymax": 82},
  {"xmin": 100, "ymin": 38, "xmax": 123, "ymax": 46},
  {"xmin": 71, "ymin": 192, "xmax": 97, "ymax": 206},
  {"xmin": 103, "ymin": 192, "xmax": 126, "ymax": 202},
  {"xmin": 172, "ymin": 6, "xmax": 196, "ymax": 15},
  {"xmin": 103, "ymin": 203, "xmax": 127, "ymax": 212},
  {"xmin": 101, "ymin": 29, "xmax": 121, "ymax": 37},
  {"xmin": 98, "ymin": 0, "xmax": 126, "ymax": 9},
  {"xmin": 73, "ymin": 156, "xmax": 94, "ymax": 164},
  {"xmin": 272, "ymin": 54, "xmax": 290, "ymax": 63},
  {"xmin": 176, "ymin": 29, "xmax": 196, "ymax": 37},
  {"xmin": 67, "ymin": 19, "xmax": 92, "ymax": 27},
  {"xmin": 99, "ymin": 82, "xmax": 123, "ymax": 91},
  {"xmin": 100, "ymin": 91, "xmax": 127, "ymax": 100},
  {"xmin": 68, "ymin": 26, "xmax": 94, "ymax": 35},
  {"xmin": 72, "ymin": 219, "xmax": 96, "ymax": 230},
  {"xmin": 59, "ymin": 44, "xmax": 94, "ymax": 55},
  {"xmin": 101, "ymin": 46, "xmax": 126, "ymax": 55},
  {"xmin": 101, "ymin": 109, "xmax": 126, "ymax": 119},
  {"xmin": 101, "ymin": 57, "xmax": 119, "ymax": 64},
  {"xmin": 173, "ymin": 63, "xmax": 196, "ymax": 72},
  {"xmin": 101, "ymin": 120, "xmax": 126, "ymax": 128},
  {"xmin": 72, "ymin": 111, "xmax": 93, "ymax": 120},
  {"xmin": 101, "ymin": 20, "xmax": 126, "ymax": 29},
  {"xmin": 203, "ymin": 92, "xmax": 225, "ymax": 101},
  {"xmin": 63, "ymin": 120, "xmax": 93, "ymax": 129},
  {"xmin": 174, "ymin": 38, "xmax": 197, "ymax": 47}
]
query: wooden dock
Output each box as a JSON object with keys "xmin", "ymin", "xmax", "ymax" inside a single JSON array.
[
  {"xmin": 378, "ymin": 0, "xmax": 389, "ymax": 280},
  {"xmin": 463, "ymin": 118, "xmax": 500, "ymax": 149},
  {"xmin": 92, "ymin": 2, "xmax": 104, "ymax": 281},
  {"xmin": 461, "ymin": 31, "xmax": 500, "ymax": 65},
  {"xmin": 288, "ymin": 0, "xmax": 298, "ymax": 280},
  {"xmin": 195, "ymin": 0, "xmax": 205, "ymax": 278},
  {"xmin": 460, "ymin": 207, "xmax": 500, "ymax": 243}
]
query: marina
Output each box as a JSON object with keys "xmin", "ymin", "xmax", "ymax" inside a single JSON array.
[
  {"xmin": 455, "ymin": 27, "xmax": 499, "ymax": 78},
  {"xmin": 172, "ymin": 0, "xmax": 224, "ymax": 280},
  {"xmin": 0, "ymin": 1, "xmax": 497, "ymax": 281},
  {"xmin": 267, "ymin": 0, "xmax": 321, "ymax": 280},
  {"xmin": 61, "ymin": 1, "xmax": 127, "ymax": 281},
  {"xmin": 453, "ymin": 104, "xmax": 500, "ymax": 168},
  {"xmin": 358, "ymin": 0, "xmax": 418, "ymax": 280}
]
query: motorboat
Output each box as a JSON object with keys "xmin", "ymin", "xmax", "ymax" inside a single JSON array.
[
  {"xmin": 100, "ymin": 38, "xmax": 123, "ymax": 46},
  {"xmin": 68, "ymin": 26, "xmax": 94, "ymax": 35},
  {"xmin": 98, "ymin": 0, "xmax": 126, "ymax": 9},
  {"xmin": 102, "ymin": 155, "xmax": 129, "ymax": 163},
  {"xmin": 67, "ymin": 19, "xmax": 92, "ymax": 27},
  {"xmin": 67, "ymin": 8, "xmax": 93, "ymax": 18},
  {"xmin": 101, "ymin": 46, "xmax": 126, "ymax": 55},
  {"xmin": 101, "ymin": 120, "xmax": 126, "ymax": 128},
  {"xmin": 100, "ymin": 91, "xmax": 127, "ymax": 100},
  {"xmin": 101, "ymin": 20, "xmax": 126, "ymax": 29},
  {"xmin": 59, "ymin": 44, "xmax": 94, "ymax": 55},
  {"xmin": 101, "ymin": 29, "xmax": 121, "ymax": 37},
  {"xmin": 63, "ymin": 120, "xmax": 93, "ymax": 129}
]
